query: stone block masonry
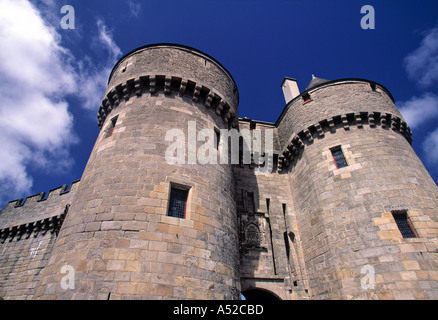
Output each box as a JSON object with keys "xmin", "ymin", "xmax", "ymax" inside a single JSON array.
[
  {"xmin": 0, "ymin": 44, "xmax": 437, "ymax": 300},
  {"xmin": 0, "ymin": 181, "xmax": 78, "ymax": 299}
]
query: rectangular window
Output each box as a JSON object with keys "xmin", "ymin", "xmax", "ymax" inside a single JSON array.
[
  {"xmin": 168, "ymin": 187, "xmax": 189, "ymax": 219},
  {"xmin": 331, "ymin": 146, "xmax": 348, "ymax": 169},
  {"xmin": 392, "ymin": 211, "xmax": 417, "ymax": 238}
]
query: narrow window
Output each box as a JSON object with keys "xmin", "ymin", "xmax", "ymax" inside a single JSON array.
[
  {"xmin": 105, "ymin": 115, "xmax": 119, "ymax": 138},
  {"xmin": 247, "ymin": 192, "xmax": 255, "ymax": 213},
  {"xmin": 282, "ymin": 204, "xmax": 290, "ymax": 263},
  {"xmin": 214, "ymin": 128, "xmax": 220, "ymax": 150},
  {"xmin": 250, "ymin": 121, "xmax": 256, "ymax": 130},
  {"xmin": 168, "ymin": 187, "xmax": 189, "ymax": 219},
  {"xmin": 331, "ymin": 146, "xmax": 348, "ymax": 169},
  {"xmin": 391, "ymin": 210, "xmax": 417, "ymax": 238},
  {"xmin": 302, "ymin": 92, "xmax": 311, "ymax": 103},
  {"xmin": 283, "ymin": 231, "xmax": 291, "ymax": 263}
]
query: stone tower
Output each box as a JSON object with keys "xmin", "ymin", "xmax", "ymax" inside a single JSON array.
[
  {"xmin": 273, "ymin": 75, "xmax": 438, "ymax": 299},
  {"xmin": 1, "ymin": 44, "xmax": 437, "ymax": 301},
  {"xmin": 34, "ymin": 44, "xmax": 241, "ymax": 299}
]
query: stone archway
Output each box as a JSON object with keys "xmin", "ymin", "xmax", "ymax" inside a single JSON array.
[{"xmin": 242, "ymin": 288, "xmax": 281, "ymax": 300}]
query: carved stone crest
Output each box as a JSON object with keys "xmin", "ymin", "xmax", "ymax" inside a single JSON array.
[{"xmin": 240, "ymin": 214, "xmax": 267, "ymax": 249}]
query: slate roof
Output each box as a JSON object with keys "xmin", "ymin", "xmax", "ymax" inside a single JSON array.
[{"xmin": 306, "ymin": 74, "xmax": 330, "ymax": 90}]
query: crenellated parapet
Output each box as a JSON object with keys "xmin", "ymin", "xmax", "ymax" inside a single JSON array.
[
  {"xmin": 97, "ymin": 74, "xmax": 238, "ymax": 129},
  {"xmin": 0, "ymin": 180, "xmax": 80, "ymax": 229},
  {"xmin": 98, "ymin": 43, "xmax": 239, "ymax": 132},
  {"xmin": 277, "ymin": 111, "xmax": 412, "ymax": 171}
]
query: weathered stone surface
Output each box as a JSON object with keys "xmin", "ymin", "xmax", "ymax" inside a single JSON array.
[{"xmin": 1, "ymin": 44, "xmax": 437, "ymax": 300}]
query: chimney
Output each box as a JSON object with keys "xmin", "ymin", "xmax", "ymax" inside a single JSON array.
[{"xmin": 281, "ymin": 77, "xmax": 300, "ymax": 104}]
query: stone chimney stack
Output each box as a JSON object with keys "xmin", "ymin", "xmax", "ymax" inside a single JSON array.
[{"xmin": 281, "ymin": 77, "xmax": 300, "ymax": 104}]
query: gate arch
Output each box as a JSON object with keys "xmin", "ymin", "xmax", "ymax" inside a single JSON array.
[{"xmin": 242, "ymin": 288, "xmax": 281, "ymax": 300}]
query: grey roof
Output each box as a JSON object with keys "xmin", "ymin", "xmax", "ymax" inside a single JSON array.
[{"xmin": 306, "ymin": 74, "xmax": 330, "ymax": 90}]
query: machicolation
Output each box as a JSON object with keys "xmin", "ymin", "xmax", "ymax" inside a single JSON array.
[{"xmin": 1, "ymin": 44, "xmax": 437, "ymax": 300}]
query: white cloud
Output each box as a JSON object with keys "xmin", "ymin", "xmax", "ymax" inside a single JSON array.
[
  {"xmin": 0, "ymin": 0, "xmax": 77, "ymax": 94},
  {"xmin": 398, "ymin": 93, "xmax": 438, "ymax": 129},
  {"xmin": 401, "ymin": 23, "xmax": 438, "ymax": 171},
  {"xmin": 77, "ymin": 19, "xmax": 122, "ymax": 111},
  {"xmin": 96, "ymin": 19, "xmax": 123, "ymax": 61},
  {"xmin": 404, "ymin": 25, "xmax": 438, "ymax": 88},
  {"xmin": 422, "ymin": 128, "xmax": 438, "ymax": 166},
  {"xmin": 0, "ymin": 0, "xmax": 79, "ymax": 203},
  {"xmin": 0, "ymin": 0, "xmax": 123, "ymax": 205},
  {"xmin": 128, "ymin": 0, "xmax": 142, "ymax": 18}
]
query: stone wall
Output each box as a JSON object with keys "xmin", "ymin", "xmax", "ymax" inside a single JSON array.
[
  {"xmin": 0, "ymin": 181, "xmax": 79, "ymax": 229},
  {"xmin": 99, "ymin": 44, "xmax": 239, "ymax": 130},
  {"xmin": 233, "ymin": 120, "xmax": 310, "ymax": 300},
  {"xmin": 0, "ymin": 183, "xmax": 76, "ymax": 299},
  {"xmin": 0, "ymin": 227, "xmax": 58, "ymax": 299},
  {"xmin": 107, "ymin": 44, "xmax": 238, "ymax": 110}
]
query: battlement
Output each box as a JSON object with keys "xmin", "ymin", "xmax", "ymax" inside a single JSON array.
[
  {"xmin": 278, "ymin": 111, "xmax": 412, "ymax": 171},
  {"xmin": 1, "ymin": 41, "xmax": 438, "ymax": 300},
  {"xmin": 0, "ymin": 180, "xmax": 80, "ymax": 229},
  {"xmin": 276, "ymin": 79, "xmax": 402, "ymax": 149},
  {"xmin": 98, "ymin": 74, "xmax": 238, "ymax": 129},
  {"xmin": 98, "ymin": 43, "xmax": 239, "ymax": 130}
]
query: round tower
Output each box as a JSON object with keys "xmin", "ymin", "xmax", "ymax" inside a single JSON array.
[
  {"xmin": 278, "ymin": 77, "xmax": 438, "ymax": 299},
  {"xmin": 35, "ymin": 44, "xmax": 240, "ymax": 299}
]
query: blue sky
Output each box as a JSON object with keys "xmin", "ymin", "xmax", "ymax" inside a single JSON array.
[{"xmin": 0, "ymin": 0, "xmax": 438, "ymax": 208}]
